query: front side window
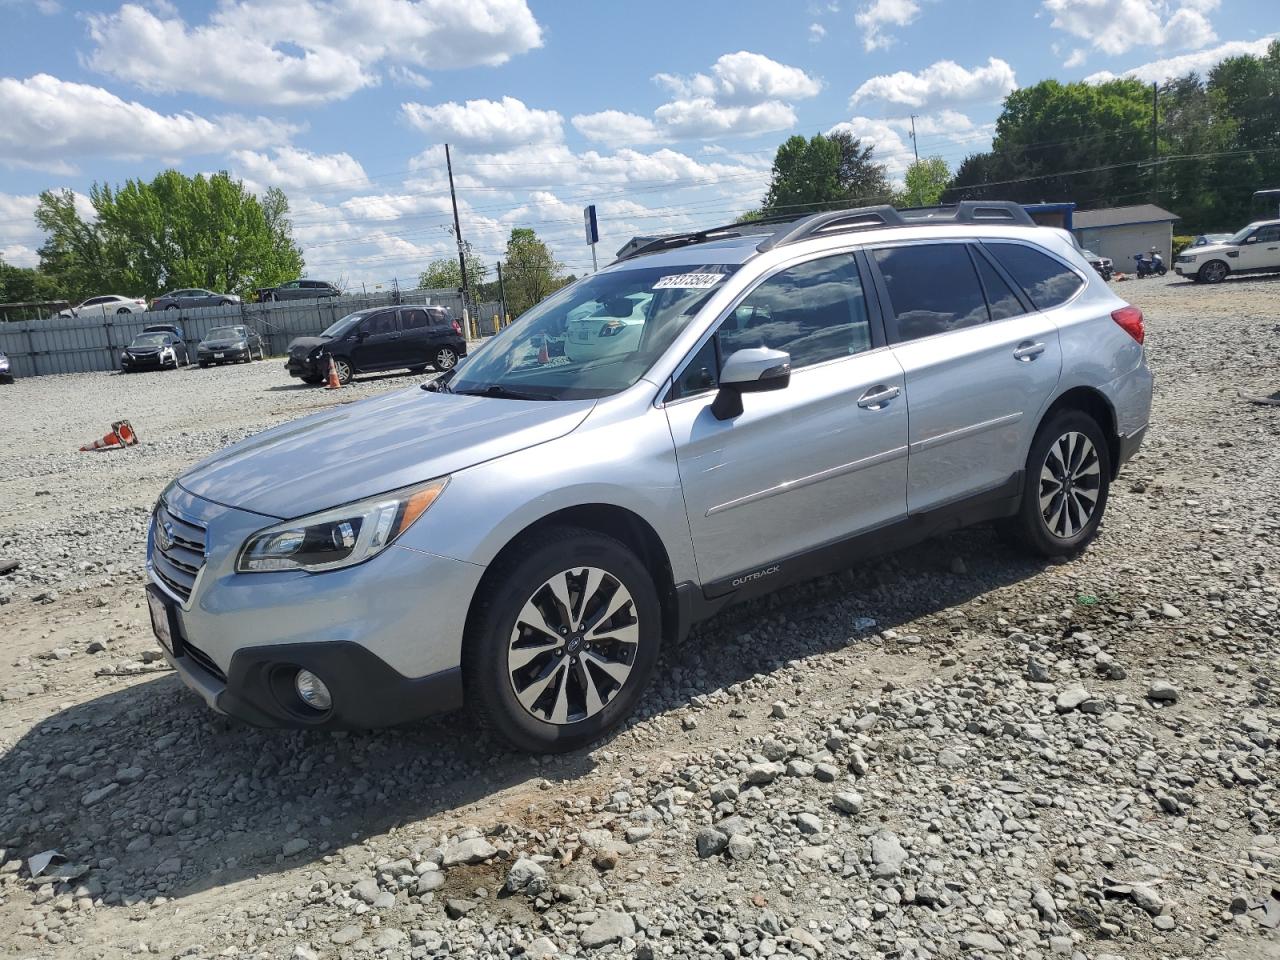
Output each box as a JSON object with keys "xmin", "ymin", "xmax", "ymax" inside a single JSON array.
[
  {"xmin": 875, "ymin": 243, "xmax": 990, "ymax": 342},
  {"xmin": 449, "ymin": 263, "xmax": 738, "ymax": 400},
  {"xmin": 1255, "ymin": 225, "xmax": 1280, "ymax": 243},
  {"xmin": 361, "ymin": 311, "xmax": 397, "ymax": 336},
  {"xmin": 985, "ymin": 241, "xmax": 1084, "ymax": 310},
  {"xmin": 718, "ymin": 254, "xmax": 872, "ymax": 368}
]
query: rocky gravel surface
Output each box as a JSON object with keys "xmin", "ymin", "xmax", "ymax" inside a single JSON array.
[{"xmin": 1, "ymin": 275, "xmax": 1278, "ymax": 960}]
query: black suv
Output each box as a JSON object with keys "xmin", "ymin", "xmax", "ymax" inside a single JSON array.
[
  {"xmin": 286, "ymin": 306, "xmax": 466, "ymax": 385},
  {"xmin": 258, "ymin": 279, "xmax": 341, "ymax": 302}
]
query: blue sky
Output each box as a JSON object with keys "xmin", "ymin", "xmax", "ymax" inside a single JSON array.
[{"xmin": 0, "ymin": 0, "xmax": 1274, "ymax": 289}]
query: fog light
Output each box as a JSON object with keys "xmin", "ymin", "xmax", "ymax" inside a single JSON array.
[{"xmin": 294, "ymin": 669, "xmax": 332, "ymax": 711}]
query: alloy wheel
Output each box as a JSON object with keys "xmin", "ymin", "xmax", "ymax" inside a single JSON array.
[
  {"xmin": 507, "ymin": 567, "xmax": 639, "ymax": 725},
  {"xmin": 436, "ymin": 347, "xmax": 458, "ymax": 370},
  {"xmin": 1202, "ymin": 261, "xmax": 1227, "ymax": 283},
  {"xmin": 1039, "ymin": 431, "xmax": 1101, "ymax": 539},
  {"xmin": 334, "ymin": 358, "xmax": 352, "ymax": 384}
]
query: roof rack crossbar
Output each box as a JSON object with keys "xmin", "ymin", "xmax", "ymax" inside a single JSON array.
[
  {"xmin": 616, "ymin": 215, "xmax": 789, "ymax": 262},
  {"xmin": 756, "ymin": 200, "xmax": 1035, "ymax": 253}
]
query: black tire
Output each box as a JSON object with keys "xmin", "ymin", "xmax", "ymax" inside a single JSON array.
[
  {"xmin": 117, "ymin": 307, "xmax": 131, "ymax": 315},
  {"xmin": 408, "ymin": 365, "xmax": 428, "ymax": 375},
  {"xmin": 434, "ymin": 346, "xmax": 459, "ymax": 371},
  {"xmin": 464, "ymin": 527, "xmax": 662, "ymax": 753},
  {"xmin": 198, "ymin": 361, "xmax": 209, "ymax": 369},
  {"xmin": 333, "ymin": 357, "xmax": 353, "ymax": 385},
  {"xmin": 301, "ymin": 374, "xmax": 323, "ymax": 385},
  {"xmin": 165, "ymin": 304, "xmax": 178, "ymax": 311},
  {"xmin": 1198, "ymin": 260, "xmax": 1229, "ymax": 284},
  {"xmin": 1002, "ymin": 410, "xmax": 1111, "ymax": 558}
]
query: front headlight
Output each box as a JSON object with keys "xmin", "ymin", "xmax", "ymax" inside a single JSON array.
[{"xmin": 236, "ymin": 477, "xmax": 448, "ymax": 573}]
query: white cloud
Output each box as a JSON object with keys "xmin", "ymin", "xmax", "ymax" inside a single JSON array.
[
  {"xmin": 854, "ymin": 0, "xmax": 920, "ymax": 51},
  {"xmin": 888, "ymin": 108, "xmax": 982, "ymax": 138},
  {"xmin": 572, "ymin": 51, "xmax": 818, "ymax": 143},
  {"xmin": 852, "ymin": 57, "xmax": 1017, "ymax": 110},
  {"xmin": 1064, "ymin": 47, "xmax": 1088, "ymax": 67},
  {"xmin": 654, "ymin": 51, "xmax": 822, "ymax": 106},
  {"xmin": 388, "ymin": 65, "xmax": 432, "ymax": 89},
  {"xmin": 653, "ymin": 99, "xmax": 797, "ymax": 139},
  {"xmin": 402, "ymin": 96, "xmax": 563, "ymax": 149},
  {"xmin": 230, "ymin": 146, "xmax": 368, "ymax": 192},
  {"xmin": 1042, "ymin": 0, "xmax": 1218, "ymax": 56},
  {"xmin": 1084, "ymin": 35, "xmax": 1275, "ymax": 83},
  {"xmin": 0, "ymin": 74, "xmax": 297, "ymax": 173},
  {"xmin": 809, "ymin": 22, "xmax": 826, "ymax": 42},
  {"xmin": 571, "ymin": 111, "xmax": 664, "ymax": 145},
  {"xmin": 85, "ymin": 0, "xmax": 543, "ymax": 106}
]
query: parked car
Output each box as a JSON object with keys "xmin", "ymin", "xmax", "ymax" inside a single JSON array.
[
  {"xmin": 285, "ymin": 305, "xmax": 464, "ymax": 384},
  {"xmin": 121, "ymin": 330, "xmax": 189, "ymax": 371},
  {"xmin": 152, "ymin": 289, "xmax": 241, "ymax": 311},
  {"xmin": 1174, "ymin": 219, "xmax": 1280, "ymax": 283},
  {"xmin": 58, "ymin": 295, "xmax": 147, "ymax": 318},
  {"xmin": 257, "ymin": 279, "xmax": 341, "ymax": 303},
  {"xmin": 146, "ymin": 201, "xmax": 1151, "ymax": 752},
  {"xmin": 1192, "ymin": 233, "xmax": 1232, "ymax": 247},
  {"xmin": 197, "ymin": 325, "xmax": 264, "ymax": 367},
  {"xmin": 1081, "ymin": 248, "xmax": 1113, "ymax": 280},
  {"xmin": 0, "ymin": 350, "xmax": 13, "ymax": 384},
  {"xmin": 564, "ymin": 292, "xmax": 651, "ymax": 362}
]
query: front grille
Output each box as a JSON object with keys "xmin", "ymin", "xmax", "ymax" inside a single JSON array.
[
  {"xmin": 152, "ymin": 501, "xmax": 207, "ymax": 603},
  {"xmin": 182, "ymin": 639, "xmax": 227, "ymax": 683}
]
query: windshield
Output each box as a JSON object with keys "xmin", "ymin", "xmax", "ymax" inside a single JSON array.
[
  {"xmin": 450, "ymin": 264, "xmax": 738, "ymax": 400},
  {"xmin": 320, "ymin": 313, "xmax": 364, "ymax": 338},
  {"xmin": 131, "ymin": 333, "xmax": 167, "ymax": 347},
  {"xmin": 1227, "ymin": 225, "xmax": 1257, "ymax": 244},
  {"xmin": 206, "ymin": 326, "xmax": 244, "ymax": 340}
]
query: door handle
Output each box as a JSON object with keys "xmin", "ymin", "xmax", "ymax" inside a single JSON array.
[
  {"xmin": 857, "ymin": 385, "xmax": 900, "ymax": 409},
  {"xmin": 1013, "ymin": 341, "xmax": 1045, "ymax": 361}
]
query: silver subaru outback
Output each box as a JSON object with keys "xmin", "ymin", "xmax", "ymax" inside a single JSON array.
[{"xmin": 146, "ymin": 202, "xmax": 1152, "ymax": 752}]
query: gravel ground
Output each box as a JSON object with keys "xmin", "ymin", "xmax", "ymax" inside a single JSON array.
[{"xmin": 1, "ymin": 276, "xmax": 1278, "ymax": 960}]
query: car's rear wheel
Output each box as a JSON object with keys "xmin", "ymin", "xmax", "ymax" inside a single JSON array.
[
  {"xmin": 465, "ymin": 528, "xmax": 662, "ymax": 753},
  {"xmin": 165, "ymin": 304, "xmax": 178, "ymax": 311},
  {"xmin": 117, "ymin": 307, "xmax": 131, "ymax": 315},
  {"xmin": 1198, "ymin": 260, "xmax": 1229, "ymax": 284},
  {"xmin": 434, "ymin": 346, "xmax": 458, "ymax": 371},
  {"xmin": 1003, "ymin": 410, "xmax": 1111, "ymax": 557}
]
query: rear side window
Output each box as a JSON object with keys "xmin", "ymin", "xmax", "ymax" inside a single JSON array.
[
  {"xmin": 874, "ymin": 244, "xmax": 989, "ymax": 342},
  {"xmin": 985, "ymin": 242, "xmax": 1084, "ymax": 310},
  {"xmin": 719, "ymin": 254, "xmax": 872, "ymax": 368},
  {"xmin": 401, "ymin": 308, "xmax": 429, "ymax": 330},
  {"xmin": 972, "ymin": 252, "xmax": 1026, "ymax": 321}
]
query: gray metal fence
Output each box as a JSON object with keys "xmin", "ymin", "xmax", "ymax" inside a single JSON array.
[{"xmin": 0, "ymin": 291, "xmax": 506, "ymax": 379}]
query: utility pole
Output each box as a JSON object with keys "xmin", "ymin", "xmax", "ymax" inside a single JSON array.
[
  {"xmin": 496, "ymin": 261, "xmax": 507, "ymax": 322},
  {"xmin": 1151, "ymin": 82, "xmax": 1159, "ymax": 201},
  {"xmin": 909, "ymin": 115, "xmax": 919, "ymax": 162},
  {"xmin": 445, "ymin": 143, "xmax": 470, "ymax": 322}
]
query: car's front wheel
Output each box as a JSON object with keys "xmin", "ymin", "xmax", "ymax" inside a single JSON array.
[
  {"xmin": 465, "ymin": 528, "xmax": 662, "ymax": 753},
  {"xmin": 1003, "ymin": 410, "xmax": 1111, "ymax": 557},
  {"xmin": 333, "ymin": 357, "xmax": 353, "ymax": 384},
  {"xmin": 1198, "ymin": 260, "xmax": 1229, "ymax": 283}
]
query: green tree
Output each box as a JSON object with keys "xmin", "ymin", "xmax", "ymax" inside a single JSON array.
[
  {"xmin": 761, "ymin": 132, "xmax": 891, "ymax": 216},
  {"xmin": 417, "ymin": 239, "xmax": 487, "ymax": 291},
  {"xmin": 896, "ymin": 156, "xmax": 951, "ymax": 207},
  {"xmin": 0, "ymin": 259, "xmax": 65, "ymax": 308},
  {"xmin": 503, "ymin": 227, "xmax": 564, "ymax": 316},
  {"xmin": 35, "ymin": 170, "xmax": 303, "ymax": 300}
]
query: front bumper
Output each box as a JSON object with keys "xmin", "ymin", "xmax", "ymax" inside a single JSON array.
[
  {"xmin": 122, "ymin": 354, "xmax": 171, "ymax": 370},
  {"xmin": 146, "ymin": 486, "xmax": 483, "ymax": 728},
  {"xmin": 286, "ymin": 356, "xmax": 324, "ymax": 378},
  {"xmin": 199, "ymin": 346, "xmax": 249, "ymax": 363}
]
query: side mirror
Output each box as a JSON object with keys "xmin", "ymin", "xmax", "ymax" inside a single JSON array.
[
  {"xmin": 1244, "ymin": 235, "xmax": 1258, "ymax": 244},
  {"xmin": 711, "ymin": 347, "xmax": 791, "ymax": 420}
]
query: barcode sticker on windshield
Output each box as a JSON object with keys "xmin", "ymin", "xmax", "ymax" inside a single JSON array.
[{"xmin": 653, "ymin": 273, "xmax": 724, "ymax": 290}]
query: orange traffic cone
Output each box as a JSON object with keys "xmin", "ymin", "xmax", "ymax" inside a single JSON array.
[
  {"xmin": 324, "ymin": 356, "xmax": 342, "ymax": 390},
  {"xmin": 537, "ymin": 336, "xmax": 549, "ymax": 364},
  {"xmin": 80, "ymin": 420, "xmax": 138, "ymax": 452}
]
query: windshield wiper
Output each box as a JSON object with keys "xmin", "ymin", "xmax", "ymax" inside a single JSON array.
[{"xmin": 454, "ymin": 384, "xmax": 547, "ymax": 401}]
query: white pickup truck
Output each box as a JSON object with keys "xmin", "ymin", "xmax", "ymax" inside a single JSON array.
[{"xmin": 1174, "ymin": 219, "xmax": 1280, "ymax": 283}]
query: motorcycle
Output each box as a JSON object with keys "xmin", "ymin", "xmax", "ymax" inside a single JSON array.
[{"xmin": 1132, "ymin": 251, "xmax": 1167, "ymax": 278}]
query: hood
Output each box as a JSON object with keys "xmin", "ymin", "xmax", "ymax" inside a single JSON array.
[
  {"xmin": 176, "ymin": 388, "xmax": 596, "ymax": 518},
  {"xmin": 1182, "ymin": 242, "xmax": 1233, "ymax": 257},
  {"xmin": 127, "ymin": 345, "xmax": 166, "ymax": 354},
  {"xmin": 288, "ymin": 336, "xmax": 329, "ymax": 358}
]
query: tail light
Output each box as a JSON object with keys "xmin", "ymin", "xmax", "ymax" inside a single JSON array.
[
  {"xmin": 452, "ymin": 319, "xmax": 462, "ymax": 335},
  {"xmin": 1111, "ymin": 305, "xmax": 1144, "ymax": 344}
]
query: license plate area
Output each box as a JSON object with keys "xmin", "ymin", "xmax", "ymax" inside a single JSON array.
[
  {"xmin": 147, "ymin": 587, "xmax": 176, "ymax": 654},
  {"xmin": 214, "ymin": 352, "xmax": 224, "ymax": 359}
]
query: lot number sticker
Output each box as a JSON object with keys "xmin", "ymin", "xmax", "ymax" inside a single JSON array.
[{"xmin": 653, "ymin": 273, "xmax": 725, "ymax": 290}]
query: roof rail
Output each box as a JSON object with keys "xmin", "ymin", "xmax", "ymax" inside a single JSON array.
[
  {"xmin": 756, "ymin": 200, "xmax": 1035, "ymax": 253},
  {"xmin": 615, "ymin": 216, "xmax": 787, "ymax": 262}
]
